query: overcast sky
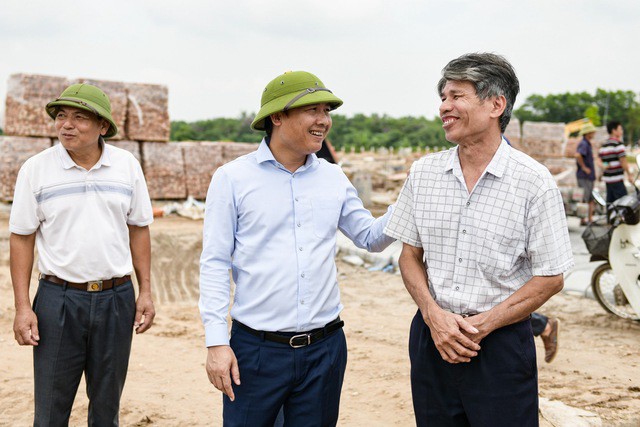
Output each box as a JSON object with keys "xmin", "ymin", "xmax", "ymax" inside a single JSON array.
[{"xmin": 1, "ymin": 0, "xmax": 639, "ymax": 126}]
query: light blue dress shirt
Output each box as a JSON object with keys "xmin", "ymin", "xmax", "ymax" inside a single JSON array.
[{"xmin": 199, "ymin": 139, "xmax": 394, "ymax": 347}]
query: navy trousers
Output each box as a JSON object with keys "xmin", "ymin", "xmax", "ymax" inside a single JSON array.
[
  {"xmin": 530, "ymin": 312, "xmax": 548, "ymax": 337},
  {"xmin": 224, "ymin": 321, "xmax": 347, "ymax": 427},
  {"xmin": 606, "ymin": 180, "xmax": 627, "ymax": 203},
  {"xmin": 33, "ymin": 279, "xmax": 136, "ymax": 427},
  {"xmin": 409, "ymin": 310, "xmax": 538, "ymax": 427}
]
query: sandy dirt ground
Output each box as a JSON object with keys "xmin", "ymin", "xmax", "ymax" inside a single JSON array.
[{"xmin": 1, "ymin": 215, "xmax": 639, "ymax": 426}]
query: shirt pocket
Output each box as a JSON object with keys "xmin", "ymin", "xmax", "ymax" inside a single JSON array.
[
  {"xmin": 311, "ymin": 196, "xmax": 342, "ymax": 239},
  {"xmin": 475, "ymin": 226, "xmax": 525, "ymax": 277}
]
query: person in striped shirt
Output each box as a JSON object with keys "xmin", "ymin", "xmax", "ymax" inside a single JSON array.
[{"xmin": 598, "ymin": 120, "xmax": 631, "ymax": 203}]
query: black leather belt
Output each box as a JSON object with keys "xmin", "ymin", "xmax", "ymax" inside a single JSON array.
[
  {"xmin": 40, "ymin": 274, "xmax": 131, "ymax": 292},
  {"xmin": 234, "ymin": 318, "xmax": 344, "ymax": 348}
]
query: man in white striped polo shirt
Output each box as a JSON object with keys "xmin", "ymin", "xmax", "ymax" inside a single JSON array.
[{"xmin": 10, "ymin": 83, "xmax": 155, "ymax": 426}]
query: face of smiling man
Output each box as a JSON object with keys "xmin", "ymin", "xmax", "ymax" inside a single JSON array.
[
  {"xmin": 55, "ymin": 106, "xmax": 109, "ymax": 161},
  {"xmin": 439, "ymin": 80, "xmax": 498, "ymax": 146},
  {"xmin": 270, "ymin": 102, "xmax": 332, "ymax": 165}
]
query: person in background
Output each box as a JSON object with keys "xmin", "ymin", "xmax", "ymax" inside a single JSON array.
[
  {"xmin": 531, "ymin": 312, "xmax": 560, "ymax": 363},
  {"xmin": 599, "ymin": 120, "xmax": 631, "ymax": 203},
  {"xmin": 576, "ymin": 123, "xmax": 597, "ymax": 225}
]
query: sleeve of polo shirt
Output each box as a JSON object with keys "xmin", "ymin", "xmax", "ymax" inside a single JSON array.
[
  {"xmin": 526, "ymin": 187, "xmax": 574, "ymax": 276},
  {"xmin": 577, "ymin": 141, "xmax": 588, "ymax": 157},
  {"xmin": 199, "ymin": 168, "xmax": 236, "ymax": 347},
  {"xmin": 617, "ymin": 143, "xmax": 627, "ymax": 159},
  {"xmin": 9, "ymin": 165, "xmax": 40, "ymax": 235},
  {"xmin": 384, "ymin": 170, "xmax": 421, "ymax": 247},
  {"xmin": 127, "ymin": 160, "xmax": 153, "ymax": 226}
]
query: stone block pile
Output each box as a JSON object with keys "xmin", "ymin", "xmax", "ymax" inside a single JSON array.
[
  {"xmin": 1, "ymin": 73, "xmax": 260, "ymax": 202},
  {"xmin": 0, "ymin": 136, "xmax": 51, "ymax": 200},
  {"xmin": 503, "ymin": 117, "xmax": 521, "ymax": 148},
  {"xmin": 520, "ymin": 121, "xmax": 566, "ymax": 159}
]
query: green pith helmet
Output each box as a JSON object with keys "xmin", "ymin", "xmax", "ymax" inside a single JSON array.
[
  {"xmin": 45, "ymin": 83, "xmax": 118, "ymax": 138},
  {"xmin": 251, "ymin": 71, "xmax": 343, "ymax": 131}
]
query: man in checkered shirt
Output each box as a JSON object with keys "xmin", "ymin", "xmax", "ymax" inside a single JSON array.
[{"xmin": 385, "ymin": 53, "xmax": 574, "ymax": 426}]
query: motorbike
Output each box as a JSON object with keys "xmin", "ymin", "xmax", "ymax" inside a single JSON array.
[{"xmin": 581, "ymin": 156, "xmax": 640, "ymax": 321}]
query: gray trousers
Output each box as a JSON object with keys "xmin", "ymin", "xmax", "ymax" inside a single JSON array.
[{"xmin": 33, "ymin": 279, "xmax": 136, "ymax": 427}]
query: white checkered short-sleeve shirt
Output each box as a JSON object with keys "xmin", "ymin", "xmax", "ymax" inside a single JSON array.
[{"xmin": 385, "ymin": 139, "xmax": 574, "ymax": 315}]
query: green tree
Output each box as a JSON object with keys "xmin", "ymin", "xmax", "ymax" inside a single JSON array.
[
  {"xmin": 583, "ymin": 105, "xmax": 601, "ymax": 126},
  {"xmin": 170, "ymin": 112, "xmax": 453, "ymax": 149},
  {"xmin": 515, "ymin": 92, "xmax": 594, "ymax": 123},
  {"xmin": 514, "ymin": 89, "xmax": 640, "ymax": 145}
]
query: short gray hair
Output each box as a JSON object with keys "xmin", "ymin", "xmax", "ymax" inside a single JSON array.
[{"xmin": 437, "ymin": 53, "xmax": 519, "ymax": 133}]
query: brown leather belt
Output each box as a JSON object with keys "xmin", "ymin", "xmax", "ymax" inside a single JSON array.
[{"xmin": 40, "ymin": 274, "xmax": 131, "ymax": 292}]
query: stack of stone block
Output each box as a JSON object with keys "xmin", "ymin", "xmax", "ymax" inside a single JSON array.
[
  {"xmin": 1, "ymin": 73, "xmax": 260, "ymax": 202},
  {"xmin": 503, "ymin": 117, "xmax": 521, "ymax": 148},
  {"xmin": 520, "ymin": 121, "xmax": 566, "ymax": 159}
]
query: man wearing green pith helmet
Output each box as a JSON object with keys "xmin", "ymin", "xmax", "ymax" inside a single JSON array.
[
  {"xmin": 10, "ymin": 83, "xmax": 155, "ymax": 426},
  {"xmin": 199, "ymin": 71, "xmax": 395, "ymax": 426}
]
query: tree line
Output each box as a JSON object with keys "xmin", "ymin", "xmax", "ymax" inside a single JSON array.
[
  {"xmin": 167, "ymin": 88, "xmax": 640, "ymax": 148},
  {"xmin": 170, "ymin": 112, "xmax": 451, "ymax": 150}
]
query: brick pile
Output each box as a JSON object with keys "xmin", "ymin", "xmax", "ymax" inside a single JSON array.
[
  {"xmin": 503, "ymin": 117, "xmax": 521, "ymax": 148},
  {"xmin": 126, "ymin": 83, "xmax": 170, "ymax": 142},
  {"xmin": 520, "ymin": 121, "xmax": 566, "ymax": 158},
  {"xmin": 110, "ymin": 140, "xmax": 142, "ymax": 163},
  {"xmin": 182, "ymin": 142, "xmax": 225, "ymax": 199},
  {"xmin": 141, "ymin": 142, "xmax": 187, "ymax": 199},
  {"xmin": 0, "ymin": 136, "xmax": 51, "ymax": 201},
  {"xmin": 220, "ymin": 142, "xmax": 259, "ymax": 163},
  {"xmin": 4, "ymin": 73, "xmax": 170, "ymax": 142},
  {"xmin": 4, "ymin": 74, "xmax": 69, "ymax": 138}
]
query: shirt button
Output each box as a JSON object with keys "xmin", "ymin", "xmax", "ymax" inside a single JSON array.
[
  {"xmin": 301, "ymin": 273, "xmax": 305, "ymax": 278},
  {"xmin": 455, "ymin": 286, "xmax": 460, "ymax": 290},
  {"xmin": 466, "ymin": 202, "xmax": 470, "ymax": 206},
  {"xmin": 458, "ymin": 258, "xmax": 462, "ymax": 263},
  {"xmin": 299, "ymin": 247, "xmax": 303, "ymax": 251},
  {"xmin": 295, "ymin": 197, "xmax": 299, "ymax": 202},
  {"xmin": 301, "ymin": 300, "xmax": 305, "ymax": 305},
  {"xmin": 297, "ymin": 223, "xmax": 301, "ymax": 227},
  {"xmin": 462, "ymin": 230, "xmax": 466, "ymax": 234}
]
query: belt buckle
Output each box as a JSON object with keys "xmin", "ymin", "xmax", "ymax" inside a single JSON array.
[
  {"xmin": 87, "ymin": 281, "xmax": 103, "ymax": 292},
  {"xmin": 289, "ymin": 333, "xmax": 311, "ymax": 348}
]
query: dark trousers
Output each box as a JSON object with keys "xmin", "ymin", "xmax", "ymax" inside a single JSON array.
[
  {"xmin": 224, "ymin": 321, "xmax": 348, "ymax": 427},
  {"xmin": 409, "ymin": 310, "xmax": 538, "ymax": 427},
  {"xmin": 530, "ymin": 312, "xmax": 548, "ymax": 337},
  {"xmin": 33, "ymin": 279, "xmax": 136, "ymax": 427},
  {"xmin": 606, "ymin": 180, "xmax": 627, "ymax": 203}
]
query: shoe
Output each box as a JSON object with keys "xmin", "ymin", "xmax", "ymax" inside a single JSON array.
[{"xmin": 541, "ymin": 318, "xmax": 559, "ymax": 363}]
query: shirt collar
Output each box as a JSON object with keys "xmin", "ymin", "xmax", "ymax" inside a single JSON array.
[
  {"xmin": 444, "ymin": 136, "xmax": 510, "ymax": 178},
  {"xmin": 57, "ymin": 136, "xmax": 110, "ymax": 170},
  {"xmin": 256, "ymin": 137, "xmax": 319, "ymax": 171}
]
